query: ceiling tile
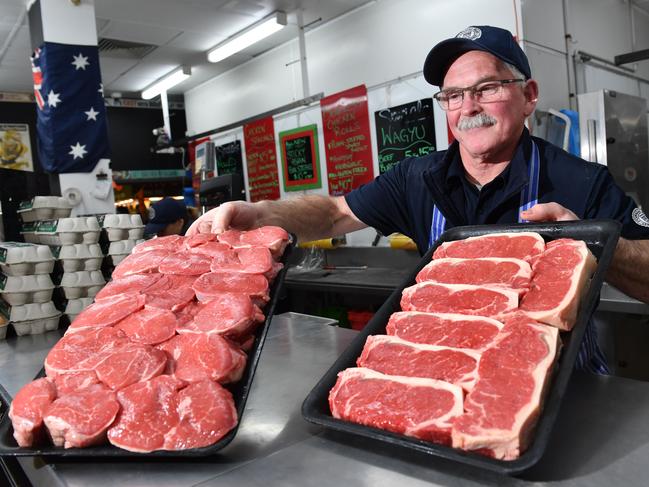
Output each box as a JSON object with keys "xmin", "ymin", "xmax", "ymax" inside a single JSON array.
[{"xmin": 101, "ymin": 20, "xmax": 183, "ymax": 46}]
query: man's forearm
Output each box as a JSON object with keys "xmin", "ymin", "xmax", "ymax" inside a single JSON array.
[
  {"xmin": 255, "ymin": 195, "xmax": 365, "ymax": 242},
  {"xmin": 605, "ymin": 238, "xmax": 649, "ymax": 303}
]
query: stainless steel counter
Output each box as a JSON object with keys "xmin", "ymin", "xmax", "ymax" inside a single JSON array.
[{"xmin": 2, "ymin": 314, "xmax": 649, "ymax": 486}]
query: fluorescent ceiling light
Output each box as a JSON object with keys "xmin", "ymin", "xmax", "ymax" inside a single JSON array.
[
  {"xmin": 207, "ymin": 11, "xmax": 287, "ymax": 63},
  {"xmin": 141, "ymin": 66, "xmax": 191, "ymax": 100}
]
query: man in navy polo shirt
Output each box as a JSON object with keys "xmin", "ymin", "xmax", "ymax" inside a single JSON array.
[{"xmin": 189, "ymin": 26, "xmax": 649, "ymax": 373}]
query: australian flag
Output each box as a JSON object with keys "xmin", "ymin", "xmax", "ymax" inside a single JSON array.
[{"xmin": 30, "ymin": 42, "xmax": 110, "ymax": 173}]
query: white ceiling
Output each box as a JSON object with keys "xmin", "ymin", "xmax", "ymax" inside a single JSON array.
[{"xmin": 0, "ymin": 0, "xmax": 371, "ymax": 98}]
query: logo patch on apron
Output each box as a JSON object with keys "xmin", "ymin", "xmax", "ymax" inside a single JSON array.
[{"xmin": 632, "ymin": 208, "xmax": 649, "ymax": 227}]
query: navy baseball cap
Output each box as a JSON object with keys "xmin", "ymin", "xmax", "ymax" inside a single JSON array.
[
  {"xmin": 144, "ymin": 197, "xmax": 186, "ymax": 235},
  {"xmin": 423, "ymin": 25, "xmax": 531, "ymax": 87}
]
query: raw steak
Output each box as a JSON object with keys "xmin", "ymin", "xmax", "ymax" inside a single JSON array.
[
  {"xmin": 115, "ymin": 307, "xmax": 177, "ymax": 345},
  {"xmin": 208, "ymin": 246, "xmax": 273, "ymax": 275},
  {"xmin": 177, "ymin": 292, "xmax": 263, "ymax": 338},
  {"xmin": 93, "ymin": 343, "xmax": 167, "ymax": 390},
  {"xmin": 451, "ymin": 313, "xmax": 559, "ymax": 460},
  {"xmin": 132, "ymin": 235, "xmax": 184, "ymax": 253},
  {"xmin": 183, "ymin": 233, "xmax": 216, "ymax": 248},
  {"xmin": 158, "ymin": 252, "xmax": 212, "ymax": 275},
  {"xmin": 111, "ymin": 249, "xmax": 171, "ymax": 279},
  {"xmin": 386, "ymin": 312, "xmax": 503, "ymax": 350},
  {"xmin": 416, "ymin": 257, "xmax": 532, "ymax": 295},
  {"xmin": 144, "ymin": 287, "xmax": 196, "ymax": 312},
  {"xmin": 433, "ymin": 232, "xmax": 545, "ymax": 263},
  {"xmin": 358, "ymin": 335, "xmax": 481, "ymax": 392},
  {"xmin": 67, "ymin": 294, "xmax": 145, "ymax": 332},
  {"xmin": 45, "ymin": 327, "xmax": 131, "ymax": 376},
  {"xmin": 9, "ymin": 378, "xmax": 57, "ymax": 447},
  {"xmin": 163, "ymin": 380, "xmax": 237, "ymax": 450},
  {"xmin": 401, "ymin": 282, "xmax": 518, "ymax": 317},
  {"xmin": 217, "ymin": 226, "xmax": 289, "ymax": 258},
  {"xmin": 189, "ymin": 241, "xmax": 234, "ymax": 258},
  {"xmin": 519, "ymin": 239, "xmax": 597, "ymax": 330},
  {"xmin": 94, "ymin": 273, "xmax": 163, "ymax": 301},
  {"xmin": 145, "ymin": 274, "xmax": 198, "ymax": 293},
  {"xmin": 329, "ymin": 367, "xmax": 463, "ymax": 445},
  {"xmin": 43, "ymin": 384, "xmax": 119, "ymax": 448},
  {"xmin": 174, "ymin": 300, "xmax": 204, "ymax": 327},
  {"xmin": 193, "ymin": 271, "xmax": 269, "ymax": 305},
  {"xmin": 108, "ymin": 375, "xmax": 185, "ymax": 452},
  {"xmin": 157, "ymin": 333, "xmax": 247, "ymax": 384},
  {"xmin": 52, "ymin": 371, "xmax": 100, "ymax": 394}
]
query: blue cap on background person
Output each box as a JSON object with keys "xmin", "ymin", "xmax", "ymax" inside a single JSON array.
[
  {"xmin": 144, "ymin": 197, "xmax": 187, "ymax": 237},
  {"xmin": 423, "ymin": 25, "xmax": 532, "ymax": 87}
]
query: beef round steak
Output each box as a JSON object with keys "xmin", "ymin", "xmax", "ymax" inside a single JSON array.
[
  {"xmin": 111, "ymin": 249, "xmax": 171, "ymax": 279},
  {"xmin": 115, "ymin": 307, "xmax": 177, "ymax": 345},
  {"xmin": 192, "ymin": 271, "xmax": 269, "ymax": 305},
  {"xmin": 433, "ymin": 232, "xmax": 545, "ymax": 262},
  {"xmin": 386, "ymin": 311, "xmax": 503, "ymax": 350},
  {"xmin": 416, "ymin": 257, "xmax": 532, "ymax": 295},
  {"xmin": 329, "ymin": 367, "xmax": 463, "ymax": 445},
  {"xmin": 217, "ymin": 226, "xmax": 289, "ymax": 258},
  {"xmin": 183, "ymin": 233, "xmax": 216, "ymax": 248},
  {"xmin": 158, "ymin": 252, "xmax": 213, "ymax": 275},
  {"xmin": 519, "ymin": 239, "xmax": 597, "ymax": 330},
  {"xmin": 107, "ymin": 375, "xmax": 185, "ymax": 452},
  {"xmin": 9, "ymin": 378, "xmax": 57, "ymax": 447},
  {"xmin": 163, "ymin": 380, "xmax": 237, "ymax": 450},
  {"xmin": 157, "ymin": 333, "xmax": 247, "ymax": 384},
  {"xmin": 357, "ymin": 335, "xmax": 481, "ymax": 392},
  {"xmin": 43, "ymin": 384, "xmax": 120, "ymax": 448},
  {"xmin": 451, "ymin": 313, "xmax": 559, "ymax": 460},
  {"xmin": 67, "ymin": 294, "xmax": 146, "ymax": 332},
  {"xmin": 400, "ymin": 282, "xmax": 518, "ymax": 317},
  {"xmin": 94, "ymin": 273, "xmax": 163, "ymax": 301},
  {"xmin": 93, "ymin": 343, "xmax": 167, "ymax": 390},
  {"xmin": 132, "ymin": 235, "xmax": 185, "ymax": 254}
]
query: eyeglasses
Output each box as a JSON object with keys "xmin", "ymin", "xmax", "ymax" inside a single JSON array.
[{"xmin": 433, "ymin": 79, "xmax": 525, "ymax": 111}]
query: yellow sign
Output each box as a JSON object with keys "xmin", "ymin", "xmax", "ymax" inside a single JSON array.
[{"xmin": 0, "ymin": 124, "xmax": 33, "ymax": 172}]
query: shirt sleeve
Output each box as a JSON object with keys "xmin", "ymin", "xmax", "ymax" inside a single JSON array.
[
  {"xmin": 344, "ymin": 158, "xmax": 416, "ymax": 238},
  {"xmin": 585, "ymin": 166, "xmax": 649, "ymax": 240}
]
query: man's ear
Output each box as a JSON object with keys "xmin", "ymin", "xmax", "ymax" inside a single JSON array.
[{"xmin": 523, "ymin": 79, "xmax": 539, "ymax": 117}]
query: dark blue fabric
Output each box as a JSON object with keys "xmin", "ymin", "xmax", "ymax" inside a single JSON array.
[
  {"xmin": 345, "ymin": 128, "xmax": 649, "ymax": 375},
  {"xmin": 31, "ymin": 42, "xmax": 110, "ymax": 173}
]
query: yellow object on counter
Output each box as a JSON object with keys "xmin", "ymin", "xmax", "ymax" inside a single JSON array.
[
  {"xmin": 298, "ymin": 237, "xmax": 346, "ymax": 249},
  {"xmin": 388, "ymin": 233, "xmax": 418, "ymax": 250}
]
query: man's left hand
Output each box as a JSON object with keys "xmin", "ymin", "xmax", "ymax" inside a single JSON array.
[{"xmin": 520, "ymin": 202, "xmax": 579, "ymax": 222}]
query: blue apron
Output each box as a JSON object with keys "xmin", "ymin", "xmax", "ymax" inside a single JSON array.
[{"xmin": 428, "ymin": 140, "xmax": 540, "ymax": 248}]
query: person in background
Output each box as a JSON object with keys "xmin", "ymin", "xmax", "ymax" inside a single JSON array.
[
  {"xmin": 144, "ymin": 197, "xmax": 187, "ymax": 238},
  {"xmin": 188, "ymin": 25, "xmax": 649, "ymax": 373}
]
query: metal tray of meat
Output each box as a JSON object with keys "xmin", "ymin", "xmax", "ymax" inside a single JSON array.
[
  {"xmin": 0, "ymin": 238, "xmax": 294, "ymax": 458},
  {"xmin": 302, "ymin": 220, "xmax": 620, "ymax": 475}
]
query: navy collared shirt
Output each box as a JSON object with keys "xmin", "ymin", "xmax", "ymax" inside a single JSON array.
[{"xmin": 345, "ymin": 128, "xmax": 649, "ymax": 374}]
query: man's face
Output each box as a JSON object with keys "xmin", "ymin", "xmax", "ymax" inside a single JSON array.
[{"xmin": 442, "ymin": 50, "xmax": 538, "ymax": 161}]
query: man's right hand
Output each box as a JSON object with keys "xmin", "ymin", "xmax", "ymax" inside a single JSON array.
[{"xmin": 186, "ymin": 201, "xmax": 259, "ymax": 236}]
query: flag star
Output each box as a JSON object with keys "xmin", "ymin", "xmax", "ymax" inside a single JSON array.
[
  {"xmin": 47, "ymin": 90, "xmax": 61, "ymax": 107},
  {"xmin": 71, "ymin": 53, "xmax": 89, "ymax": 70},
  {"xmin": 69, "ymin": 142, "xmax": 87, "ymax": 159},
  {"xmin": 85, "ymin": 107, "xmax": 99, "ymax": 121},
  {"xmin": 98, "ymin": 83, "xmax": 104, "ymax": 96}
]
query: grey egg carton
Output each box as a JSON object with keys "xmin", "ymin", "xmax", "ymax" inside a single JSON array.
[
  {"xmin": 100, "ymin": 214, "xmax": 145, "ymax": 241},
  {"xmin": 17, "ymin": 196, "xmax": 72, "ymax": 223},
  {"xmin": 63, "ymin": 297, "xmax": 93, "ymax": 316},
  {"xmin": 0, "ymin": 300, "xmax": 61, "ymax": 336},
  {"xmin": 52, "ymin": 243, "xmax": 104, "ymax": 272},
  {"xmin": 35, "ymin": 218, "xmax": 101, "ymax": 246},
  {"xmin": 0, "ymin": 273, "xmax": 55, "ymax": 306},
  {"xmin": 107, "ymin": 239, "xmax": 145, "ymax": 262},
  {"xmin": 19, "ymin": 223, "xmax": 40, "ymax": 244},
  {"xmin": 0, "ymin": 242, "xmax": 55, "ymax": 276},
  {"xmin": 59, "ymin": 270, "xmax": 106, "ymax": 299}
]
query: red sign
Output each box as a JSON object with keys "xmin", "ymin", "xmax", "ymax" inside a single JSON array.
[
  {"xmin": 320, "ymin": 85, "xmax": 374, "ymax": 195},
  {"xmin": 243, "ymin": 117, "xmax": 280, "ymax": 202}
]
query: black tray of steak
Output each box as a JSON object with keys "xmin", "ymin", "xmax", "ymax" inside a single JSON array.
[
  {"xmin": 0, "ymin": 229, "xmax": 295, "ymax": 460},
  {"xmin": 302, "ymin": 220, "xmax": 620, "ymax": 475}
]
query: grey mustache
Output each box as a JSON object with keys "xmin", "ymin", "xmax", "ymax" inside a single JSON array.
[{"xmin": 457, "ymin": 113, "xmax": 497, "ymax": 131}]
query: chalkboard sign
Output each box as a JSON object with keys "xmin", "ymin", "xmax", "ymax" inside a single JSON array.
[
  {"xmin": 215, "ymin": 140, "xmax": 243, "ymax": 176},
  {"xmin": 279, "ymin": 124, "xmax": 321, "ymax": 191},
  {"xmin": 374, "ymin": 98, "xmax": 436, "ymax": 174}
]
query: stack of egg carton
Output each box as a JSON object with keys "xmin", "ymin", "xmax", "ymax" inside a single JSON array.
[
  {"xmin": 18, "ymin": 196, "xmax": 72, "ymax": 244},
  {"xmin": 0, "ymin": 242, "xmax": 60, "ymax": 338},
  {"xmin": 99, "ymin": 214, "xmax": 144, "ymax": 273}
]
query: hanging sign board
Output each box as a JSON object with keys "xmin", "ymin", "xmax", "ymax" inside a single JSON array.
[
  {"xmin": 215, "ymin": 140, "xmax": 243, "ymax": 176},
  {"xmin": 374, "ymin": 98, "xmax": 436, "ymax": 174},
  {"xmin": 320, "ymin": 85, "xmax": 374, "ymax": 195},
  {"xmin": 279, "ymin": 124, "xmax": 321, "ymax": 192},
  {"xmin": 243, "ymin": 117, "xmax": 280, "ymax": 202},
  {"xmin": 0, "ymin": 124, "xmax": 34, "ymax": 172}
]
